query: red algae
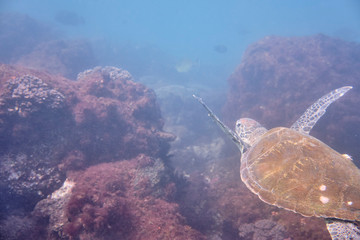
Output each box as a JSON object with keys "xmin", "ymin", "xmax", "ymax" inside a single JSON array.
[
  {"xmin": 0, "ymin": 64, "xmax": 174, "ymax": 166},
  {"xmin": 223, "ymin": 35, "xmax": 360, "ymax": 162},
  {"xmin": 0, "ymin": 64, "xmax": 177, "ymax": 239},
  {"xmin": 63, "ymin": 156, "xmax": 205, "ymax": 240}
]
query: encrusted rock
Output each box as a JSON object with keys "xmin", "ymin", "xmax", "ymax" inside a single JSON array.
[
  {"xmin": 224, "ymin": 34, "xmax": 360, "ymax": 162},
  {"xmin": 37, "ymin": 156, "xmax": 205, "ymax": 240},
  {"xmin": 0, "ymin": 215, "xmax": 37, "ymax": 240},
  {"xmin": 2, "ymin": 75, "xmax": 65, "ymax": 117},
  {"xmin": 77, "ymin": 66, "xmax": 133, "ymax": 82},
  {"xmin": 33, "ymin": 179, "xmax": 75, "ymax": 239},
  {"xmin": 238, "ymin": 219, "xmax": 287, "ymax": 240},
  {"xmin": 0, "ymin": 150, "xmax": 65, "ymax": 211},
  {"xmin": 0, "ymin": 64, "xmax": 178, "ymax": 239}
]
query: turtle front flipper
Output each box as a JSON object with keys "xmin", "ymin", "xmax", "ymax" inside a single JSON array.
[
  {"xmin": 291, "ymin": 86, "xmax": 352, "ymax": 135},
  {"xmin": 326, "ymin": 219, "xmax": 360, "ymax": 240},
  {"xmin": 193, "ymin": 94, "xmax": 247, "ymax": 153}
]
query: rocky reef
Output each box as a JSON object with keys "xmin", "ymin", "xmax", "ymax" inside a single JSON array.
[
  {"xmin": 1, "ymin": 34, "xmax": 359, "ymax": 240},
  {"xmin": 0, "ymin": 13, "xmax": 96, "ymax": 79},
  {"xmin": 34, "ymin": 156, "xmax": 203, "ymax": 239},
  {"xmin": 16, "ymin": 39, "xmax": 96, "ymax": 79},
  {"xmin": 223, "ymin": 34, "xmax": 360, "ymax": 162},
  {"xmin": 0, "ymin": 64, "xmax": 204, "ymax": 239},
  {"xmin": 3, "ymin": 75, "xmax": 65, "ymax": 117}
]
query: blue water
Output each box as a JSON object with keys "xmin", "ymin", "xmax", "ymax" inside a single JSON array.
[
  {"xmin": 1, "ymin": 2, "xmax": 360, "ymax": 239},
  {"xmin": 1, "ymin": 0, "xmax": 359, "ymax": 87}
]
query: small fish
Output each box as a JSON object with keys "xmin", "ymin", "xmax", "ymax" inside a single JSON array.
[
  {"xmin": 213, "ymin": 44, "xmax": 227, "ymax": 54},
  {"xmin": 55, "ymin": 10, "xmax": 85, "ymax": 26},
  {"xmin": 175, "ymin": 59, "xmax": 199, "ymax": 73}
]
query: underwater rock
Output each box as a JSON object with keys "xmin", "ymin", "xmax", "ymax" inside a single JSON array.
[
  {"xmin": 0, "ymin": 74, "xmax": 69, "ymax": 213},
  {"xmin": 1, "ymin": 75, "xmax": 65, "ymax": 117},
  {"xmin": 154, "ymin": 84, "xmax": 226, "ymax": 174},
  {"xmin": 238, "ymin": 219, "xmax": 287, "ymax": 240},
  {"xmin": 0, "ymin": 64, "xmax": 175, "ymax": 237},
  {"xmin": 32, "ymin": 179, "xmax": 75, "ymax": 239},
  {"xmin": 0, "ymin": 13, "xmax": 95, "ymax": 79},
  {"xmin": 72, "ymin": 66, "xmax": 175, "ymax": 162},
  {"xmin": 0, "ymin": 64, "xmax": 174, "ymax": 164},
  {"xmin": 58, "ymin": 150, "xmax": 86, "ymax": 171},
  {"xmin": 34, "ymin": 155, "xmax": 205, "ymax": 239},
  {"xmin": 224, "ymin": 34, "xmax": 360, "ymax": 163},
  {"xmin": 0, "ymin": 151, "xmax": 65, "ymax": 211},
  {"xmin": 0, "ymin": 12, "xmax": 53, "ymax": 63},
  {"xmin": 16, "ymin": 39, "xmax": 97, "ymax": 79},
  {"xmin": 176, "ymin": 172, "xmax": 224, "ymax": 238},
  {"xmin": 0, "ymin": 215, "xmax": 37, "ymax": 240}
]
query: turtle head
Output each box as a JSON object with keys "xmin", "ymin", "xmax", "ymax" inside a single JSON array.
[{"xmin": 235, "ymin": 118, "xmax": 267, "ymax": 147}]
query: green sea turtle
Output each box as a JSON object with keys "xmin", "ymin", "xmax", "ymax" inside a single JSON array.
[{"xmin": 194, "ymin": 86, "xmax": 360, "ymax": 240}]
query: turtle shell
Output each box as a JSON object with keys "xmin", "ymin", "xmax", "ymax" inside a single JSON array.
[{"xmin": 240, "ymin": 127, "xmax": 360, "ymax": 221}]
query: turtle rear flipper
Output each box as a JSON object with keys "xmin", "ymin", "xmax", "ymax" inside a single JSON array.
[
  {"xmin": 326, "ymin": 219, "xmax": 360, "ymax": 240},
  {"xmin": 291, "ymin": 86, "xmax": 352, "ymax": 135}
]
